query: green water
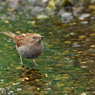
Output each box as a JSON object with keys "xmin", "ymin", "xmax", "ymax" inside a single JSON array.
[{"xmin": 0, "ymin": 2, "xmax": 95, "ymax": 95}]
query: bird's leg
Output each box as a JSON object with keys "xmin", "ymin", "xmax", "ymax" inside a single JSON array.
[
  {"xmin": 20, "ymin": 55, "xmax": 23, "ymax": 66},
  {"xmin": 33, "ymin": 59, "xmax": 38, "ymax": 66}
]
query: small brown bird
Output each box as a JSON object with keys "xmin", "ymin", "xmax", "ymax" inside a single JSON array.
[{"xmin": 2, "ymin": 31, "xmax": 45, "ymax": 66}]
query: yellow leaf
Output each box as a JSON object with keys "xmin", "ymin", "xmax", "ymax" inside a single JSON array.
[
  {"xmin": 81, "ymin": 62, "xmax": 86, "ymax": 64},
  {"xmin": 45, "ymin": 83, "xmax": 48, "ymax": 85},
  {"xmin": 27, "ymin": 21, "xmax": 35, "ymax": 25},
  {"xmin": 16, "ymin": 31, "xmax": 21, "ymax": 34},
  {"xmin": 62, "ymin": 76, "xmax": 69, "ymax": 79},
  {"xmin": 73, "ymin": 49, "xmax": 77, "ymax": 52},
  {"xmin": 37, "ymin": 88, "xmax": 40, "ymax": 90},
  {"xmin": 8, "ymin": 8, "xmax": 15, "ymax": 12},
  {"xmin": 81, "ymin": 92, "xmax": 87, "ymax": 95},
  {"xmin": 62, "ymin": 50, "xmax": 69, "ymax": 54},
  {"xmin": 55, "ymin": 76, "xmax": 62, "ymax": 80},
  {"xmin": 5, "ymin": 20, "xmax": 9, "ymax": 23},
  {"xmin": 73, "ymin": 22, "xmax": 76, "ymax": 24},
  {"xmin": 46, "ymin": 1, "xmax": 55, "ymax": 10},
  {"xmin": 2, "ymin": 20, "xmax": 9, "ymax": 23},
  {"xmin": 90, "ymin": 33, "xmax": 95, "ymax": 37},
  {"xmin": 62, "ymin": 74, "xmax": 69, "ymax": 79},
  {"xmin": 46, "ymin": 45, "xmax": 53, "ymax": 47},
  {"xmin": 53, "ymin": 57, "xmax": 61, "ymax": 59},
  {"xmin": 89, "ymin": 5, "xmax": 95, "ymax": 10},
  {"xmin": 78, "ymin": 51, "xmax": 83, "ymax": 53},
  {"xmin": 63, "ymin": 74, "xmax": 69, "ymax": 76},
  {"xmin": 15, "ymin": 66, "xmax": 22, "ymax": 69},
  {"xmin": 56, "ymin": 64, "xmax": 61, "ymax": 66},
  {"xmin": 49, "ymin": 32, "xmax": 53, "ymax": 34},
  {"xmin": 78, "ymin": 35, "xmax": 86, "ymax": 40},
  {"xmin": 56, "ymin": 39, "xmax": 60, "ymax": 42},
  {"xmin": 64, "ymin": 41, "xmax": 71, "ymax": 44},
  {"xmin": 45, "ymin": 74, "xmax": 48, "ymax": 77},
  {"xmin": 1, "ymin": 82, "xmax": 4, "ymax": 83},
  {"xmin": 80, "ymin": 66, "xmax": 88, "ymax": 68},
  {"xmin": 90, "ymin": 60, "xmax": 94, "ymax": 63},
  {"xmin": 92, "ymin": 91, "xmax": 95, "ymax": 94},
  {"xmin": 31, "ymin": 21, "xmax": 35, "ymax": 25},
  {"xmin": 66, "ymin": 34, "xmax": 70, "ymax": 37},
  {"xmin": 57, "ymin": 83, "xmax": 64, "ymax": 87},
  {"xmin": 10, "ymin": 64, "xmax": 14, "ymax": 66},
  {"xmin": 90, "ymin": 45, "xmax": 95, "ymax": 47},
  {"xmin": 24, "ymin": 77, "xmax": 29, "ymax": 80}
]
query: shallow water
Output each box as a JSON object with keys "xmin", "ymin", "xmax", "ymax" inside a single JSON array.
[{"xmin": 0, "ymin": 1, "xmax": 95, "ymax": 95}]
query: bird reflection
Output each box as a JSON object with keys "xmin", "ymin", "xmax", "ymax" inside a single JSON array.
[{"xmin": 19, "ymin": 66, "xmax": 45, "ymax": 94}]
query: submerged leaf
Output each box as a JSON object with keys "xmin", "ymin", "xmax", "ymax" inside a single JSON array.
[
  {"xmin": 16, "ymin": 31, "xmax": 21, "ymax": 34},
  {"xmin": 90, "ymin": 45, "xmax": 95, "ymax": 47},
  {"xmin": 64, "ymin": 41, "xmax": 71, "ymax": 44},
  {"xmin": 62, "ymin": 50, "xmax": 69, "ymax": 54},
  {"xmin": 57, "ymin": 83, "xmax": 64, "ymax": 87},
  {"xmin": 46, "ymin": 45, "xmax": 53, "ymax": 47},
  {"xmin": 78, "ymin": 35, "xmax": 86, "ymax": 40},
  {"xmin": 90, "ymin": 33, "xmax": 95, "ymax": 37}
]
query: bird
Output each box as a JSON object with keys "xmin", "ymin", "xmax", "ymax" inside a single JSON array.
[{"xmin": 2, "ymin": 31, "xmax": 45, "ymax": 66}]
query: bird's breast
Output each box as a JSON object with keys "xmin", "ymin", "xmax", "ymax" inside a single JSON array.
[{"xmin": 16, "ymin": 44, "xmax": 44, "ymax": 59}]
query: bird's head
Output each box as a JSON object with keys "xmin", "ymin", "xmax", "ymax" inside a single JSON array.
[
  {"xmin": 31, "ymin": 34, "xmax": 45, "ymax": 43},
  {"xmin": 26, "ymin": 34, "xmax": 45, "ymax": 46},
  {"xmin": 23, "ymin": 33, "xmax": 45, "ymax": 46}
]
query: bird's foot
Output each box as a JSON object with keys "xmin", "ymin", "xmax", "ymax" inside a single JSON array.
[
  {"xmin": 33, "ymin": 59, "xmax": 39, "ymax": 67},
  {"xmin": 20, "ymin": 62, "xmax": 25, "ymax": 67},
  {"xmin": 33, "ymin": 62, "xmax": 39, "ymax": 67}
]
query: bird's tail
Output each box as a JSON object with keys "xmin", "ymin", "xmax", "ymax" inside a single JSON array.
[{"xmin": 2, "ymin": 31, "xmax": 16, "ymax": 39}]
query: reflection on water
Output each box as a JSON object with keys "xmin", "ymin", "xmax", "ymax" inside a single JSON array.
[
  {"xmin": 0, "ymin": 66, "xmax": 46, "ymax": 95},
  {"xmin": 1, "ymin": 2, "xmax": 95, "ymax": 95},
  {"xmin": 1, "ymin": 18, "xmax": 95, "ymax": 94},
  {"xmin": 19, "ymin": 67, "xmax": 44, "ymax": 95}
]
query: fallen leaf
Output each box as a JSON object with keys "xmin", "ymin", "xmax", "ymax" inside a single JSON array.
[
  {"xmin": 46, "ymin": 45, "xmax": 53, "ymax": 47},
  {"xmin": 90, "ymin": 45, "xmax": 95, "ymax": 47},
  {"xmin": 53, "ymin": 57, "xmax": 61, "ymax": 59},
  {"xmin": 73, "ymin": 49, "xmax": 78, "ymax": 52},
  {"xmin": 78, "ymin": 35, "xmax": 86, "ymax": 40},
  {"xmin": 78, "ymin": 51, "xmax": 83, "ymax": 53},
  {"xmin": 49, "ymin": 32, "xmax": 53, "ymax": 34},
  {"xmin": 89, "ymin": 5, "xmax": 95, "ymax": 10},
  {"xmin": 16, "ymin": 31, "xmax": 21, "ymax": 33},
  {"xmin": 62, "ymin": 50, "xmax": 69, "ymax": 54},
  {"xmin": 90, "ymin": 33, "xmax": 95, "ymax": 37},
  {"xmin": 64, "ymin": 41, "xmax": 71, "ymax": 44},
  {"xmin": 37, "ymin": 88, "xmax": 40, "ymax": 90},
  {"xmin": 45, "ymin": 74, "xmax": 48, "ymax": 77},
  {"xmin": 57, "ymin": 82, "xmax": 64, "ymax": 87},
  {"xmin": 81, "ymin": 92, "xmax": 87, "ymax": 95}
]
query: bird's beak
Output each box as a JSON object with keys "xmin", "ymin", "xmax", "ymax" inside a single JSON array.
[{"xmin": 41, "ymin": 36, "xmax": 45, "ymax": 40}]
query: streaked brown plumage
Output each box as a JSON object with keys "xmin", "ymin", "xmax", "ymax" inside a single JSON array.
[{"xmin": 2, "ymin": 31, "xmax": 44, "ymax": 66}]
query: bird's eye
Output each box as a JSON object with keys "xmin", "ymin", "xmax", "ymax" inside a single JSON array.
[
  {"xmin": 33, "ymin": 37, "xmax": 37, "ymax": 40},
  {"xmin": 33, "ymin": 37, "xmax": 35, "ymax": 39}
]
